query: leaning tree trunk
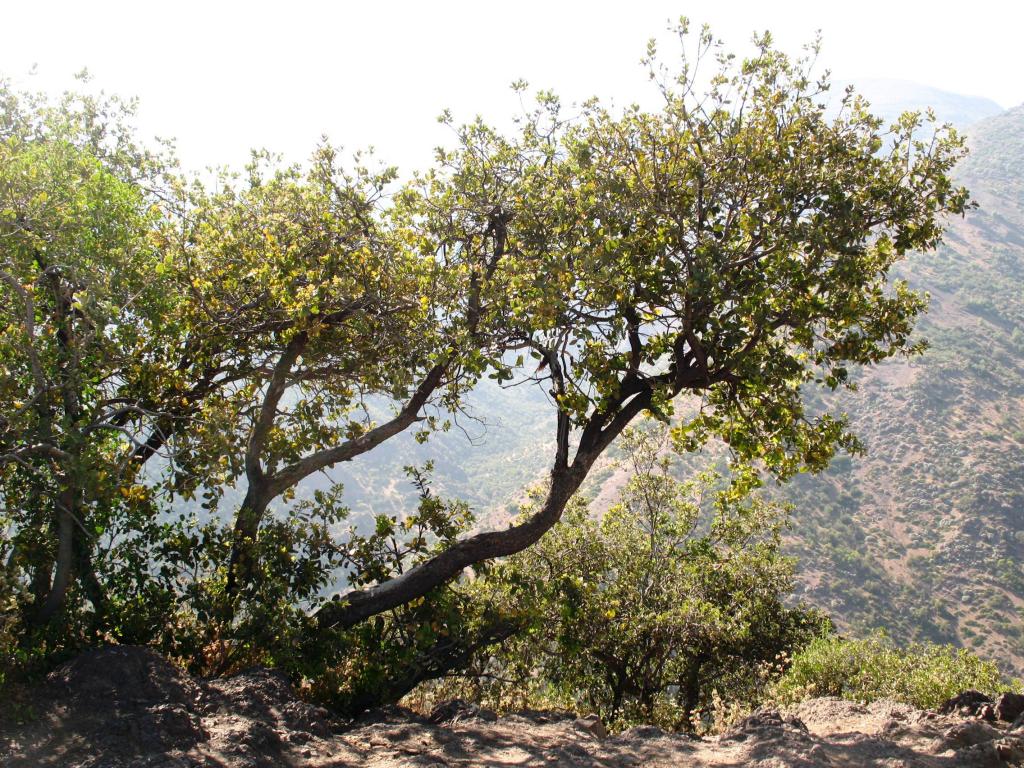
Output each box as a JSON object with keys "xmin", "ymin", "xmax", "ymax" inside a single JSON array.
[
  {"xmin": 32, "ymin": 490, "xmax": 75, "ymax": 625},
  {"xmin": 314, "ymin": 370, "xmax": 656, "ymax": 633},
  {"xmin": 316, "ymin": 460, "xmax": 588, "ymax": 631}
]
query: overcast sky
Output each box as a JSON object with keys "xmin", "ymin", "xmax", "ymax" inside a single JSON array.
[{"xmin": 2, "ymin": 1, "xmax": 1020, "ymax": 173}]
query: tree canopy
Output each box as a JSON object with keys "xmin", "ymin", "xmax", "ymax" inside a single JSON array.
[
  {"xmin": 312, "ymin": 26, "xmax": 970, "ymax": 630},
  {"xmin": 0, "ymin": 23, "xmax": 970, "ymax": 703}
]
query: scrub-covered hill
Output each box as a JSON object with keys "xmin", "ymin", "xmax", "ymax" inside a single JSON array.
[{"xmin": 776, "ymin": 102, "xmax": 1024, "ymax": 673}]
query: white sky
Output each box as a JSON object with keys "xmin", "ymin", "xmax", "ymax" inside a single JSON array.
[{"xmin": 2, "ymin": 0, "xmax": 1021, "ymax": 173}]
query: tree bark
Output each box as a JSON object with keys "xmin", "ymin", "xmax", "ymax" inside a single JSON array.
[
  {"xmin": 73, "ymin": 530, "xmax": 107, "ymax": 624},
  {"xmin": 32, "ymin": 266, "xmax": 81, "ymax": 626},
  {"xmin": 681, "ymin": 652, "xmax": 705, "ymax": 728},
  {"xmin": 32, "ymin": 493, "xmax": 74, "ymax": 625}
]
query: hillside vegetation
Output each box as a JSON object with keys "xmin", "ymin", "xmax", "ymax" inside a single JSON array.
[
  {"xmin": 2, "ymin": 24, "xmax": 1019, "ymax": 745},
  {"xmin": 776, "ymin": 104, "xmax": 1024, "ymax": 674}
]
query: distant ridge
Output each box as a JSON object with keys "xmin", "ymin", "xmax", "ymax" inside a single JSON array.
[
  {"xmin": 835, "ymin": 78, "xmax": 1005, "ymax": 128},
  {"xmin": 959, "ymin": 103, "xmax": 1024, "ymax": 190}
]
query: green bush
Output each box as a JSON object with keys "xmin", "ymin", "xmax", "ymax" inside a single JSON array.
[
  {"xmin": 771, "ymin": 633, "xmax": 1021, "ymax": 709},
  {"xmin": 426, "ymin": 426, "xmax": 829, "ymax": 732}
]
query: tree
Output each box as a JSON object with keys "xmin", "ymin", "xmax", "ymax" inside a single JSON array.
[
  {"xmin": 162, "ymin": 143, "xmax": 521, "ymax": 608},
  {"xmin": 0, "ymin": 79, "xmax": 520, "ymax": 661},
  {"xmin": 172, "ymin": 149, "xmax": 445, "ymax": 601},
  {"xmin": 313, "ymin": 24, "xmax": 970, "ymax": 631},
  {"xmin": 458, "ymin": 426, "xmax": 827, "ymax": 730},
  {"xmin": 0, "ymin": 80, "xmax": 191, "ymax": 631},
  {"xmin": 0, "ymin": 82, "xmax": 271, "ymax": 644},
  {"xmin": 1, "ymin": 21, "xmax": 971, "ymax": 691}
]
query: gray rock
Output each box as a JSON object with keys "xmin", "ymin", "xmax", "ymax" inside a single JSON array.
[
  {"xmin": 939, "ymin": 719, "xmax": 1002, "ymax": 749},
  {"xmin": 995, "ymin": 736, "xmax": 1024, "ymax": 763},
  {"xmin": 428, "ymin": 699, "xmax": 497, "ymax": 724},
  {"xmin": 614, "ymin": 724, "xmax": 671, "ymax": 741},
  {"xmin": 722, "ymin": 710, "xmax": 810, "ymax": 743},
  {"xmin": 807, "ymin": 743, "xmax": 834, "ymax": 765}
]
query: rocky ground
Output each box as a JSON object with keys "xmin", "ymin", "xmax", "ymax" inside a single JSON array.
[{"xmin": 3, "ymin": 646, "xmax": 1024, "ymax": 767}]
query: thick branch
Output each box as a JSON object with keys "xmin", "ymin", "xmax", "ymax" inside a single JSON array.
[
  {"xmin": 465, "ymin": 207, "xmax": 510, "ymax": 337},
  {"xmin": 31, "ymin": 491, "xmax": 75, "ymax": 625},
  {"xmin": 246, "ymin": 331, "xmax": 308, "ymax": 483},
  {"xmin": 265, "ymin": 362, "xmax": 447, "ymax": 497},
  {"xmin": 0, "ymin": 443, "xmax": 72, "ymax": 466},
  {"xmin": 316, "ymin": 460, "xmax": 585, "ymax": 631},
  {"xmin": 124, "ymin": 366, "xmax": 247, "ymax": 470}
]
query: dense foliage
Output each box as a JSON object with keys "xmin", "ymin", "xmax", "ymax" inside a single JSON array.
[
  {"xmin": 0, "ymin": 23, "xmax": 976, "ymax": 712},
  {"xmin": 421, "ymin": 427, "xmax": 828, "ymax": 731},
  {"xmin": 772, "ymin": 633, "xmax": 1020, "ymax": 709}
]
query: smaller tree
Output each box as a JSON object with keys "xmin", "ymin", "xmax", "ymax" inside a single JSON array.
[
  {"xmin": 0, "ymin": 80, "xmax": 192, "ymax": 640},
  {"xmin": 462, "ymin": 426, "xmax": 827, "ymax": 730}
]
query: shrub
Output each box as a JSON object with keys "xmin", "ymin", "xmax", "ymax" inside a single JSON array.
[
  {"xmin": 428, "ymin": 426, "xmax": 829, "ymax": 732},
  {"xmin": 771, "ymin": 633, "xmax": 1021, "ymax": 709}
]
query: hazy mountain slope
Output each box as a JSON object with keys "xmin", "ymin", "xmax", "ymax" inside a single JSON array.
[
  {"xmin": 837, "ymin": 78, "xmax": 1005, "ymax": 127},
  {"xmin": 776, "ymin": 104, "xmax": 1024, "ymax": 673},
  {"xmin": 311, "ymin": 382, "xmax": 555, "ymax": 522}
]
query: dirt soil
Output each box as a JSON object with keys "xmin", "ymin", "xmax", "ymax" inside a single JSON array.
[{"xmin": 3, "ymin": 646, "xmax": 1024, "ymax": 767}]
